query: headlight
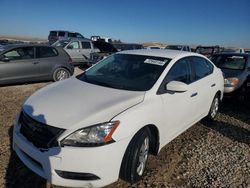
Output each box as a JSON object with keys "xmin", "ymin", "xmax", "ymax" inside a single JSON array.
[
  {"xmin": 224, "ymin": 77, "xmax": 239, "ymax": 87},
  {"xmin": 61, "ymin": 121, "xmax": 119, "ymax": 147}
]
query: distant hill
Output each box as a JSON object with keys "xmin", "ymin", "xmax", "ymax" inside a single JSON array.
[
  {"xmin": 0, "ymin": 35, "xmax": 47, "ymax": 42},
  {"xmin": 143, "ymin": 42, "xmax": 167, "ymax": 48}
]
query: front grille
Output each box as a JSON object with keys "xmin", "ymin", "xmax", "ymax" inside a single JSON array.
[{"xmin": 19, "ymin": 111, "xmax": 65, "ymax": 149}]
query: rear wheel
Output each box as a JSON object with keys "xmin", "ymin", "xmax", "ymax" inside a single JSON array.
[
  {"xmin": 207, "ymin": 94, "xmax": 220, "ymax": 120},
  {"xmin": 53, "ymin": 68, "xmax": 70, "ymax": 81},
  {"xmin": 120, "ymin": 128, "xmax": 150, "ymax": 183}
]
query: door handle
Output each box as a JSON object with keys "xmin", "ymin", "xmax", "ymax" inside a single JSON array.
[
  {"xmin": 190, "ymin": 92, "xmax": 198, "ymax": 97},
  {"xmin": 211, "ymin": 83, "xmax": 216, "ymax": 87},
  {"xmin": 33, "ymin": 62, "xmax": 39, "ymax": 64}
]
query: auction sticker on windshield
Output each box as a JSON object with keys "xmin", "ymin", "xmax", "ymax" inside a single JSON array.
[{"xmin": 144, "ymin": 59, "xmax": 166, "ymax": 66}]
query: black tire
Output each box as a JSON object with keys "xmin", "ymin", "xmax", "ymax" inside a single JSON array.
[
  {"xmin": 120, "ymin": 128, "xmax": 150, "ymax": 183},
  {"xmin": 206, "ymin": 94, "xmax": 220, "ymax": 120},
  {"xmin": 53, "ymin": 68, "xmax": 70, "ymax": 81}
]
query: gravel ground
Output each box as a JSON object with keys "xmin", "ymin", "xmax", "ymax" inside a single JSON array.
[{"xmin": 0, "ymin": 69, "xmax": 249, "ymax": 188}]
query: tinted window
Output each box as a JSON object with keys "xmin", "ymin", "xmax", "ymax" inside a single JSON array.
[
  {"xmin": 212, "ymin": 55, "xmax": 247, "ymax": 70},
  {"xmin": 50, "ymin": 31, "xmax": 57, "ymax": 36},
  {"xmin": 191, "ymin": 57, "xmax": 213, "ymax": 80},
  {"xmin": 2, "ymin": 47, "xmax": 34, "ymax": 61},
  {"xmin": 165, "ymin": 58, "xmax": 191, "ymax": 84},
  {"xmin": 77, "ymin": 54, "xmax": 170, "ymax": 91},
  {"xmin": 68, "ymin": 32, "xmax": 77, "ymax": 38},
  {"xmin": 67, "ymin": 41, "xmax": 80, "ymax": 49},
  {"xmin": 76, "ymin": 33, "xmax": 83, "ymax": 38},
  {"xmin": 81, "ymin": 42, "xmax": 91, "ymax": 49},
  {"xmin": 36, "ymin": 47, "xmax": 58, "ymax": 58},
  {"xmin": 58, "ymin": 32, "xmax": 65, "ymax": 37}
]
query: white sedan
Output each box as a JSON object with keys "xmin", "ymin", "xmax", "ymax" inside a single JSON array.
[{"xmin": 13, "ymin": 49, "xmax": 224, "ymax": 187}]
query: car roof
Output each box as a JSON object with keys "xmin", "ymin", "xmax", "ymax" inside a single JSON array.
[
  {"xmin": 118, "ymin": 49, "xmax": 197, "ymax": 59},
  {"xmin": 57, "ymin": 38, "xmax": 91, "ymax": 42},
  {"xmin": 50, "ymin": 30, "xmax": 79, "ymax": 33},
  {"xmin": 0, "ymin": 44, "xmax": 53, "ymax": 53}
]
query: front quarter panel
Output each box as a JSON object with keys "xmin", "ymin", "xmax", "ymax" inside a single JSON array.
[{"xmin": 111, "ymin": 94, "xmax": 165, "ymax": 150}]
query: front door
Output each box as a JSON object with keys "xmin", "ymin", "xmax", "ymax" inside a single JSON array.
[{"xmin": 0, "ymin": 47, "xmax": 40, "ymax": 83}]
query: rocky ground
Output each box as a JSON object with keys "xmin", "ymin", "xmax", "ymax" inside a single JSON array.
[{"xmin": 0, "ymin": 69, "xmax": 249, "ymax": 188}]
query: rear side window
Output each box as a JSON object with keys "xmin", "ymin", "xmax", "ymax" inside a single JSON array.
[
  {"xmin": 2, "ymin": 47, "xmax": 34, "ymax": 61},
  {"xmin": 36, "ymin": 47, "xmax": 58, "ymax": 58},
  {"xmin": 191, "ymin": 57, "xmax": 213, "ymax": 81},
  {"xmin": 58, "ymin": 32, "xmax": 65, "ymax": 37},
  {"xmin": 81, "ymin": 42, "xmax": 91, "ymax": 49}
]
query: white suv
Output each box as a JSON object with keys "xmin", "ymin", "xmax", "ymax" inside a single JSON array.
[{"xmin": 13, "ymin": 49, "xmax": 224, "ymax": 188}]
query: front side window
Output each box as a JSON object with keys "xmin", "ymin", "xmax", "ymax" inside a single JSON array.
[
  {"xmin": 81, "ymin": 42, "xmax": 91, "ymax": 49},
  {"xmin": 77, "ymin": 54, "xmax": 171, "ymax": 91},
  {"xmin": 67, "ymin": 41, "xmax": 80, "ymax": 49},
  {"xmin": 165, "ymin": 58, "xmax": 191, "ymax": 84},
  {"xmin": 191, "ymin": 57, "xmax": 213, "ymax": 80},
  {"xmin": 76, "ymin": 33, "xmax": 83, "ymax": 38},
  {"xmin": 68, "ymin": 32, "xmax": 77, "ymax": 38},
  {"xmin": 2, "ymin": 47, "xmax": 34, "ymax": 61},
  {"xmin": 36, "ymin": 47, "xmax": 58, "ymax": 58},
  {"xmin": 212, "ymin": 55, "xmax": 247, "ymax": 70}
]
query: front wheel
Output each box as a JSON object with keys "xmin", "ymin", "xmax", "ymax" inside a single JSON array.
[
  {"xmin": 53, "ymin": 68, "xmax": 70, "ymax": 81},
  {"xmin": 120, "ymin": 128, "xmax": 150, "ymax": 183}
]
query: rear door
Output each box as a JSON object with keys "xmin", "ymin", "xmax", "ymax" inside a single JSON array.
[
  {"xmin": 0, "ymin": 47, "xmax": 40, "ymax": 83},
  {"xmin": 80, "ymin": 41, "xmax": 94, "ymax": 60},
  {"xmin": 35, "ymin": 46, "xmax": 59, "ymax": 78},
  {"xmin": 189, "ymin": 56, "xmax": 216, "ymax": 117}
]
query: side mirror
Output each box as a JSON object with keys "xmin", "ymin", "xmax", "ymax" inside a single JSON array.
[
  {"xmin": 166, "ymin": 81, "xmax": 188, "ymax": 92},
  {"xmin": 1, "ymin": 57, "xmax": 10, "ymax": 62}
]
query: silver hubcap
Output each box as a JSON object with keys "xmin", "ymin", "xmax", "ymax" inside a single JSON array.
[
  {"xmin": 136, "ymin": 137, "xmax": 149, "ymax": 176},
  {"xmin": 57, "ymin": 70, "xmax": 68, "ymax": 80},
  {"xmin": 211, "ymin": 97, "xmax": 219, "ymax": 118}
]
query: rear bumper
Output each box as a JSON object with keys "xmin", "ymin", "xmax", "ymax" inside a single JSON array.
[{"xmin": 13, "ymin": 115, "xmax": 131, "ymax": 188}]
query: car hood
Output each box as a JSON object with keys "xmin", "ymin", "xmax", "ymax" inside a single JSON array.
[
  {"xmin": 221, "ymin": 68, "xmax": 243, "ymax": 78},
  {"xmin": 23, "ymin": 77, "xmax": 145, "ymax": 130}
]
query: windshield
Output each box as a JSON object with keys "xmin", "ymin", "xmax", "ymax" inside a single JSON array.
[
  {"xmin": 52, "ymin": 40, "xmax": 70, "ymax": 47},
  {"xmin": 77, "ymin": 54, "xmax": 171, "ymax": 91},
  {"xmin": 212, "ymin": 55, "xmax": 247, "ymax": 70}
]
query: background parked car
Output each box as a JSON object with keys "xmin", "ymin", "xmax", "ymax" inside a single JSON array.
[
  {"xmin": 222, "ymin": 48, "xmax": 245, "ymax": 53},
  {"xmin": 165, "ymin": 45, "xmax": 191, "ymax": 52},
  {"xmin": 145, "ymin": 46, "xmax": 161, "ymax": 49},
  {"xmin": 89, "ymin": 40, "xmax": 118, "ymax": 65},
  {"xmin": 112, "ymin": 43, "xmax": 143, "ymax": 51},
  {"xmin": 52, "ymin": 38, "xmax": 99, "ymax": 66},
  {"xmin": 48, "ymin": 30, "xmax": 84, "ymax": 45},
  {"xmin": 0, "ymin": 44, "xmax": 74, "ymax": 85},
  {"xmin": 195, "ymin": 45, "xmax": 221, "ymax": 58},
  {"xmin": 211, "ymin": 53, "xmax": 250, "ymax": 100}
]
